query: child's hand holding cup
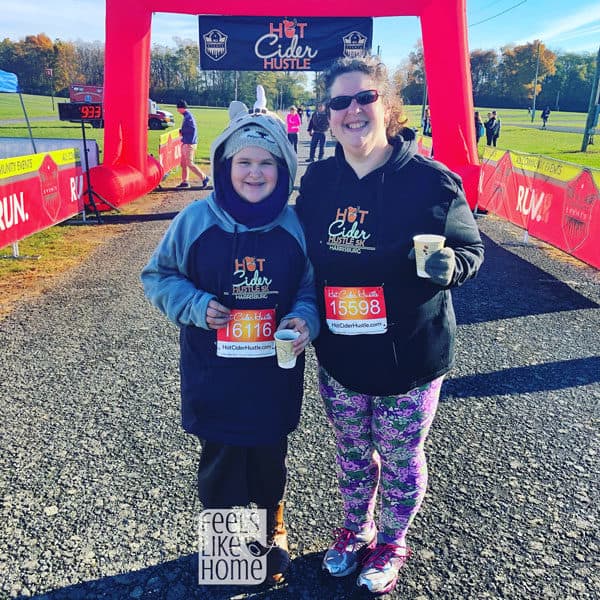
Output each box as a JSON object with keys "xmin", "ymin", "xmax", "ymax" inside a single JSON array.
[{"xmin": 274, "ymin": 329, "xmax": 301, "ymax": 369}]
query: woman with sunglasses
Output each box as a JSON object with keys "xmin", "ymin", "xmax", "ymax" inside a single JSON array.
[{"xmin": 296, "ymin": 56, "xmax": 484, "ymax": 596}]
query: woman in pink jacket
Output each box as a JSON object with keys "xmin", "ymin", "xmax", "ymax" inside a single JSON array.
[{"xmin": 286, "ymin": 105, "xmax": 301, "ymax": 153}]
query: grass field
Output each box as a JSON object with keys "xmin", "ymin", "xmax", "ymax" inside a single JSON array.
[
  {"xmin": 0, "ymin": 95, "xmax": 229, "ymax": 169},
  {"xmin": 402, "ymin": 105, "xmax": 589, "ymax": 128},
  {"xmin": 2, "ymin": 94, "xmax": 599, "ymax": 169},
  {"xmin": 402, "ymin": 105, "xmax": 600, "ymax": 169},
  {"xmin": 0, "ymin": 96, "xmax": 228, "ymax": 275},
  {"xmin": 0, "ymin": 92, "xmax": 61, "ymax": 119},
  {"xmin": 1, "ymin": 94, "xmax": 598, "ymax": 273}
]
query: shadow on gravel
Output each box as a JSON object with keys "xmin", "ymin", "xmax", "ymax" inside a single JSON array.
[
  {"xmin": 452, "ymin": 232, "xmax": 598, "ymax": 325},
  {"xmin": 95, "ymin": 212, "xmax": 180, "ymax": 224},
  {"xmin": 25, "ymin": 554, "xmax": 196, "ymax": 600},
  {"xmin": 445, "ymin": 356, "xmax": 600, "ymax": 398},
  {"xmin": 26, "ymin": 551, "xmax": 384, "ymax": 600}
]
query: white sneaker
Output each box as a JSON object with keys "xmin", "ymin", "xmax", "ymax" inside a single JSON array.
[
  {"xmin": 356, "ymin": 543, "xmax": 411, "ymax": 595},
  {"xmin": 322, "ymin": 525, "xmax": 377, "ymax": 577}
]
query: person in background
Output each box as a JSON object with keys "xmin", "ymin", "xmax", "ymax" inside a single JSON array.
[
  {"xmin": 491, "ymin": 109, "xmax": 501, "ymax": 146},
  {"xmin": 142, "ymin": 89, "xmax": 319, "ymax": 584},
  {"xmin": 297, "ymin": 105, "xmax": 304, "ymax": 122},
  {"xmin": 296, "ymin": 55, "xmax": 484, "ymax": 596},
  {"xmin": 307, "ymin": 101, "xmax": 330, "ymax": 162},
  {"xmin": 176, "ymin": 100, "xmax": 210, "ymax": 189},
  {"xmin": 286, "ymin": 105, "xmax": 301, "ymax": 153},
  {"xmin": 484, "ymin": 111, "xmax": 496, "ymax": 147},
  {"xmin": 541, "ymin": 106, "xmax": 551, "ymax": 129},
  {"xmin": 474, "ymin": 111, "xmax": 484, "ymax": 144},
  {"xmin": 421, "ymin": 107, "xmax": 432, "ymax": 137}
]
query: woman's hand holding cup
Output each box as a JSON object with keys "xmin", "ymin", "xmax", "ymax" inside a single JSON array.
[
  {"xmin": 410, "ymin": 234, "xmax": 455, "ymax": 286},
  {"xmin": 424, "ymin": 247, "xmax": 456, "ymax": 286}
]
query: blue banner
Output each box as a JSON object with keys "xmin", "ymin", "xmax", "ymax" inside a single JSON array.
[
  {"xmin": 198, "ymin": 16, "xmax": 372, "ymax": 72},
  {"xmin": 0, "ymin": 69, "xmax": 19, "ymax": 93}
]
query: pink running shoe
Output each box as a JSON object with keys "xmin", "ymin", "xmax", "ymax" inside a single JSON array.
[
  {"xmin": 357, "ymin": 543, "xmax": 411, "ymax": 595},
  {"xmin": 322, "ymin": 526, "xmax": 377, "ymax": 577}
]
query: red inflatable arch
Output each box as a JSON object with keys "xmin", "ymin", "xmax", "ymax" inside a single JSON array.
[{"xmin": 94, "ymin": 0, "xmax": 479, "ymax": 207}]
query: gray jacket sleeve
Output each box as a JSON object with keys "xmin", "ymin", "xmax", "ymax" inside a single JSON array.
[{"xmin": 140, "ymin": 204, "xmax": 216, "ymax": 329}]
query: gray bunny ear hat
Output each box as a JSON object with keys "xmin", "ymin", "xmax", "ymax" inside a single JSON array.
[{"xmin": 210, "ymin": 86, "xmax": 297, "ymax": 193}]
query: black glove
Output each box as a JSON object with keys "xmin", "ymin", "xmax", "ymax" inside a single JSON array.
[{"xmin": 424, "ymin": 247, "xmax": 456, "ymax": 286}]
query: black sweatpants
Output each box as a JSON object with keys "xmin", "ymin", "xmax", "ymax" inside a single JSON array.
[
  {"xmin": 287, "ymin": 133, "xmax": 298, "ymax": 153},
  {"xmin": 309, "ymin": 132, "xmax": 326, "ymax": 160},
  {"xmin": 197, "ymin": 437, "xmax": 288, "ymax": 509}
]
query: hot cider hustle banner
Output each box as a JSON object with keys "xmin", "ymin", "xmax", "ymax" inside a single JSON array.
[{"xmin": 198, "ymin": 16, "xmax": 372, "ymax": 71}]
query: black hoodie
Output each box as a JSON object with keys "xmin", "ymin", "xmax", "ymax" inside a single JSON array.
[{"xmin": 295, "ymin": 130, "xmax": 484, "ymax": 395}]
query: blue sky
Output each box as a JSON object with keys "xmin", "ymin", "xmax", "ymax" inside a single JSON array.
[{"xmin": 1, "ymin": 0, "xmax": 599, "ymax": 70}]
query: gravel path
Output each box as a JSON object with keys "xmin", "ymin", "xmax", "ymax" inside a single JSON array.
[
  {"xmin": 0, "ymin": 116, "xmax": 60, "ymax": 125},
  {"xmin": 510, "ymin": 123, "xmax": 590, "ymax": 134},
  {"xmin": 1, "ymin": 131, "xmax": 599, "ymax": 600}
]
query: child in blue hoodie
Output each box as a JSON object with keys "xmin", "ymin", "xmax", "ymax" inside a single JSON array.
[{"xmin": 141, "ymin": 90, "xmax": 319, "ymax": 583}]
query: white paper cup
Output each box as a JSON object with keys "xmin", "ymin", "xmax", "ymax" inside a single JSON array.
[
  {"xmin": 413, "ymin": 234, "xmax": 446, "ymax": 278},
  {"xmin": 274, "ymin": 330, "xmax": 300, "ymax": 369}
]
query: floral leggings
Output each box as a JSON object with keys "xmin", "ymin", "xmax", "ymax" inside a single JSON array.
[{"xmin": 319, "ymin": 366, "xmax": 443, "ymax": 545}]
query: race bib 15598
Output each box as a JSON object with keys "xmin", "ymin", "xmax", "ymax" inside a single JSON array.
[{"xmin": 324, "ymin": 286, "xmax": 387, "ymax": 335}]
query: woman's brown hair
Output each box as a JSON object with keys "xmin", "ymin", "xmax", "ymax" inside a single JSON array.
[{"xmin": 323, "ymin": 55, "xmax": 409, "ymax": 140}]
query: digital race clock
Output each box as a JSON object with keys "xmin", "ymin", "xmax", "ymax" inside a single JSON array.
[{"xmin": 58, "ymin": 102, "xmax": 103, "ymax": 122}]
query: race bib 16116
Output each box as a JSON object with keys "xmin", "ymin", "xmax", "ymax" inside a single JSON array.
[{"xmin": 216, "ymin": 309, "xmax": 276, "ymax": 357}]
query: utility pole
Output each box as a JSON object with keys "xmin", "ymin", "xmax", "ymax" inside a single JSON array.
[
  {"xmin": 421, "ymin": 81, "xmax": 428, "ymax": 126},
  {"xmin": 530, "ymin": 41, "xmax": 541, "ymax": 123},
  {"xmin": 581, "ymin": 46, "xmax": 600, "ymax": 152},
  {"xmin": 45, "ymin": 68, "xmax": 54, "ymax": 111}
]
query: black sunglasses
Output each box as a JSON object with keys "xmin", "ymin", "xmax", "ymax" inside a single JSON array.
[{"xmin": 328, "ymin": 90, "xmax": 380, "ymax": 111}]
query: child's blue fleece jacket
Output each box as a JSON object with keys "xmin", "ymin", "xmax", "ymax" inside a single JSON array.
[{"xmin": 141, "ymin": 194, "xmax": 319, "ymax": 445}]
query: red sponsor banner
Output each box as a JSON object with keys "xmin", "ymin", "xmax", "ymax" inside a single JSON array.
[
  {"xmin": 158, "ymin": 130, "xmax": 182, "ymax": 177},
  {"xmin": 559, "ymin": 170, "xmax": 599, "ymax": 265},
  {"xmin": 479, "ymin": 150, "xmax": 526, "ymax": 228},
  {"xmin": 416, "ymin": 135, "xmax": 433, "ymax": 158},
  {"xmin": 478, "ymin": 148, "xmax": 599, "ymax": 269},
  {"xmin": 0, "ymin": 149, "xmax": 84, "ymax": 248}
]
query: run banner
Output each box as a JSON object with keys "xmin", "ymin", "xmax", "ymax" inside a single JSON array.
[
  {"xmin": 198, "ymin": 16, "xmax": 372, "ymax": 71},
  {"xmin": 479, "ymin": 148, "xmax": 600, "ymax": 269},
  {"xmin": 416, "ymin": 135, "xmax": 433, "ymax": 158},
  {"xmin": 158, "ymin": 130, "xmax": 182, "ymax": 177},
  {"xmin": 0, "ymin": 149, "xmax": 84, "ymax": 249}
]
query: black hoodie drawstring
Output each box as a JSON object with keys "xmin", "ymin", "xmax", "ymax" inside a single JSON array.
[
  {"xmin": 252, "ymin": 231, "xmax": 279, "ymax": 317},
  {"xmin": 223, "ymin": 224, "xmax": 239, "ymax": 309},
  {"xmin": 378, "ymin": 171, "xmax": 386, "ymax": 245}
]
